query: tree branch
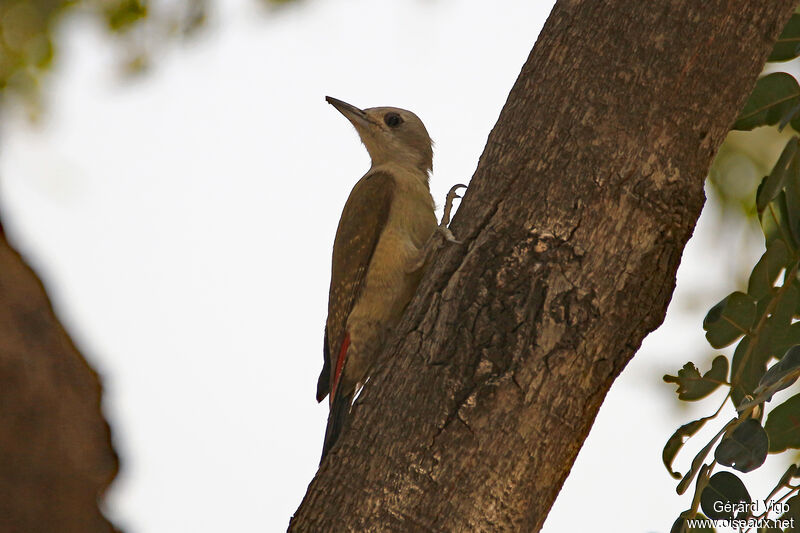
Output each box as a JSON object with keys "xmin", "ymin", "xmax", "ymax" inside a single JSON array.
[
  {"xmin": 0, "ymin": 232, "xmax": 118, "ymax": 532},
  {"xmin": 291, "ymin": 1, "xmax": 797, "ymax": 531}
]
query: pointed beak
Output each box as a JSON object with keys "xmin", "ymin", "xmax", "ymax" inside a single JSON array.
[{"xmin": 326, "ymin": 96, "xmax": 371, "ymax": 128}]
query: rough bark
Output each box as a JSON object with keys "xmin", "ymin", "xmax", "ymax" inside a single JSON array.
[
  {"xmin": 0, "ymin": 226, "xmax": 118, "ymax": 533},
  {"xmin": 290, "ymin": 1, "xmax": 797, "ymax": 531}
]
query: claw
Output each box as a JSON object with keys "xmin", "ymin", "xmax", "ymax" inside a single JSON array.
[
  {"xmin": 407, "ymin": 183, "xmax": 467, "ymax": 273},
  {"xmin": 440, "ymin": 183, "xmax": 467, "ymax": 228},
  {"xmin": 437, "ymin": 225, "xmax": 461, "ymax": 245}
]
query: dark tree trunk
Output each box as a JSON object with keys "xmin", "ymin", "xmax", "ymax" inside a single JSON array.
[
  {"xmin": 290, "ymin": 1, "xmax": 796, "ymax": 531},
  {"xmin": 0, "ymin": 231, "xmax": 118, "ymax": 532}
]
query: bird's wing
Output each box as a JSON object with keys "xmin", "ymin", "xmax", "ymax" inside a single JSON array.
[{"xmin": 317, "ymin": 171, "xmax": 395, "ymax": 402}]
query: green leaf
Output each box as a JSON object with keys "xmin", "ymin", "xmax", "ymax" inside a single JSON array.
[
  {"xmin": 755, "ymin": 345, "xmax": 800, "ymax": 401},
  {"xmin": 731, "ymin": 336, "xmax": 771, "ymax": 408},
  {"xmin": 664, "ymin": 356, "xmax": 728, "ymax": 401},
  {"xmin": 769, "ymin": 15, "xmax": 800, "ymax": 62},
  {"xmin": 783, "ymin": 103, "xmax": 800, "ymax": 132},
  {"xmin": 748, "ymin": 240, "xmax": 790, "ymax": 299},
  {"xmin": 733, "ymin": 73, "xmax": 800, "ymax": 131},
  {"xmin": 757, "ymin": 139, "xmax": 799, "ymax": 212},
  {"xmin": 700, "ymin": 471, "xmax": 751, "ymax": 521},
  {"xmin": 760, "ymin": 190, "xmax": 797, "ymax": 250},
  {"xmin": 776, "ymin": 320, "xmax": 800, "ymax": 356},
  {"xmin": 785, "ymin": 141, "xmax": 800, "ymax": 241},
  {"xmin": 669, "ymin": 516, "xmax": 686, "ymax": 533},
  {"xmin": 738, "ymin": 345, "xmax": 800, "ymax": 413},
  {"xmin": 677, "ymin": 419, "xmax": 735, "ymax": 495},
  {"xmin": 714, "ymin": 419, "xmax": 769, "ymax": 472},
  {"xmin": 758, "ymin": 291, "xmax": 776, "ymax": 319},
  {"xmin": 663, "ymin": 416, "xmax": 712, "ymax": 479},
  {"xmin": 731, "ymin": 337, "xmax": 753, "ymax": 408},
  {"xmin": 105, "ymin": 0, "xmax": 148, "ymax": 32},
  {"xmin": 773, "ymin": 283, "xmax": 799, "ymax": 327},
  {"xmin": 704, "ymin": 292, "xmax": 757, "ymax": 349},
  {"xmin": 781, "ymin": 495, "xmax": 800, "ymax": 532},
  {"xmin": 754, "ymin": 284, "xmax": 800, "ymax": 366},
  {"xmin": 765, "ymin": 393, "xmax": 800, "ymax": 452}
]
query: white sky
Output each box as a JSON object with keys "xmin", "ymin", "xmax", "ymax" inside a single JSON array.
[{"xmin": 0, "ymin": 1, "xmax": 789, "ymax": 532}]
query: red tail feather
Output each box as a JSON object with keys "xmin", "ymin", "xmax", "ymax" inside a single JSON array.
[{"xmin": 330, "ymin": 333, "xmax": 350, "ymax": 407}]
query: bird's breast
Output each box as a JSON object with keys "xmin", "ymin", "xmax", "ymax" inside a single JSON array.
[
  {"xmin": 348, "ymin": 167, "xmax": 435, "ymax": 324},
  {"xmin": 382, "ymin": 166, "xmax": 437, "ymax": 248}
]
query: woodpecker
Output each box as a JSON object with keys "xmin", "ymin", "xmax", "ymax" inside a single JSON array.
[{"xmin": 317, "ymin": 97, "xmax": 464, "ymax": 461}]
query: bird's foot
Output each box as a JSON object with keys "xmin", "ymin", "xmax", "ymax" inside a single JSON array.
[
  {"xmin": 440, "ymin": 183, "xmax": 467, "ymax": 228},
  {"xmin": 435, "ymin": 183, "xmax": 467, "ymax": 244},
  {"xmin": 405, "ymin": 183, "xmax": 467, "ymax": 273}
]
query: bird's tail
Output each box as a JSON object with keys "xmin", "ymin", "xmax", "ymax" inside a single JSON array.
[
  {"xmin": 316, "ymin": 328, "xmax": 331, "ymax": 403},
  {"xmin": 320, "ymin": 388, "xmax": 353, "ymax": 464}
]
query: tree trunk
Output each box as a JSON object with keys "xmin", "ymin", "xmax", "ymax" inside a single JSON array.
[
  {"xmin": 290, "ymin": 1, "xmax": 796, "ymax": 531},
  {"xmin": 0, "ymin": 228, "xmax": 118, "ymax": 532}
]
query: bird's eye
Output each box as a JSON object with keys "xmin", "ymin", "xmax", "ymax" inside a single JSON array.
[{"xmin": 384, "ymin": 112, "xmax": 403, "ymax": 127}]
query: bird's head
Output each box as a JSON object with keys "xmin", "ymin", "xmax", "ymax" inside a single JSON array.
[{"xmin": 326, "ymin": 96, "xmax": 433, "ymax": 175}]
